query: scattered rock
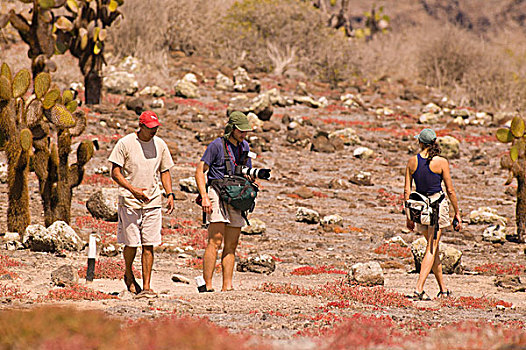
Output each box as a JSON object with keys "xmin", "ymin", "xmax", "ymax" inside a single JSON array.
[
  {"xmin": 179, "ymin": 177, "xmax": 198, "ymax": 193},
  {"xmin": 241, "ymin": 218, "xmax": 266, "ymax": 235},
  {"xmin": 469, "ymin": 207, "xmax": 507, "ymax": 225},
  {"xmin": 482, "ymin": 224, "xmax": 506, "ymax": 243},
  {"xmin": 51, "ymin": 265, "xmax": 79, "ymax": 287},
  {"xmin": 86, "ymin": 189, "xmax": 119, "ymax": 222},
  {"xmin": 215, "ymin": 72, "xmax": 234, "ymax": 91},
  {"xmin": 353, "ymin": 147, "xmax": 374, "ymax": 159},
  {"xmin": 348, "ymin": 261, "xmax": 384, "ymax": 286},
  {"xmin": 349, "ymin": 171, "xmax": 373, "ymax": 186},
  {"xmin": 103, "ymin": 70, "xmax": 138, "ymax": 95},
  {"xmin": 237, "ymin": 254, "xmax": 275, "ymax": 274},
  {"xmin": 296, "ymin": 207, "xmax": 320, "ymax": 224},
  {"xmin": 387, "ymin": 235, "xmax": 408, "ymax": 247},
  {"xmin": 233, "ymin": 67, "xmax": 260, "ymax": 93},
  {"xmin": 174, "ymin": 79, "xmax": 200, "ymax": 99},
  {"xmin": 23, "ymin": 222, "xmax": 84, "ymax": 253},
  {"xmin": 329, "ymin": 128, "xmax": 361, "ymax": 146},
  {"xmin": 1, "ymin": 232, "xmax": 24, "ymax": 250},
  {"xmin": 320, "ymin": 215, "xmax": 343, "ymax": 227},
  {"xmin": 411, "ymin": 237, "xmax": 462, "ymax": 274},
  {"xmin": 171, "ymin": 274, "xmax": 191, "ymax": 284}
]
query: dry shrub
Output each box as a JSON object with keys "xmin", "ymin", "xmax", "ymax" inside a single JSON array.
[
  {"xmin": 211, "ymin": 0, "xmax": 355, "ymax": 86},
  {"xmin": 417, "ymin": 25, "xmax": 526, "ymax": 109}
]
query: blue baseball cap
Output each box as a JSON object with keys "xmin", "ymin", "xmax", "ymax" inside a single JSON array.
[{"xmin": 415, "ymin": 128, "xmax": 437, "ymax": 144}]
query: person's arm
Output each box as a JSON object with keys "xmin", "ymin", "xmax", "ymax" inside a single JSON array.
[
  {"xmin": 160, "ymin": 169, "xmax": 174, "ymax": 214},
  {"xmin": 111, "ymin": 163, "xmax": 150, "ymax": 203},
  {"xmin": 441, "ymin": 158, "xmax": 462, "ymax": 231},
  {"xmin": 195, "ymin": 161, "xmax": 212, "ymax": 214},
  {"xmin": 404, "ymin": 157, "xmax": 416, "ymax": 231}
]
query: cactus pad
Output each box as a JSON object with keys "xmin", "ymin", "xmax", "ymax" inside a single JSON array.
[
  {"xmin": 77, "ymin": 140, "xmax": 94, "ymax": 165},
  {"xmin": 0, "ymin": 75, "xmax": 11, "ymax": 100},
  {"xmin": 38, "ymin": 0, "xmax": 56, "ymax": 10},
  {"xmin": 496, "ymin": 128, "xmax": 514, "ymax": 143},
  {"xmin": 45, "ymin": 103, "xmax": 76, "ymax": 128},
  {"xmin": 62, "ymin": 89, "xmax": 74, "ymax": 105},
  {"xmin": 34, "ymin": 72, "xmax": 51, "ymax": 99},
  {"xmin": 12, "ymin": 69, "xmax": 31, "ymax": 98},
  {"xmin": 511, "ymin": 116, "xmax": 525, "ymax": 138},
  {"xmin": 43, "ymin": 88, "xmax": 61, "ymax": 109},
  {"xmin": 69, "ymin": 110, "xmax": 86, "ymax": 137},
  {"xmin": 26, "ymin": 99, "xmax": 44, "ymax": 127},
  {"xmin": 20, "ymin": 128, "xmax": 33, "ymax": 151},
  {"xmin": 65, "ymin": 100, "xmax": 78, "ymax": 113},
  {"xmin": 0, "ymin": 62, "xmax": 11, "ymax": 81}
]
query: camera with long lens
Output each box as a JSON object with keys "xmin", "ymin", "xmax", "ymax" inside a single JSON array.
[
  {"xmin": 234, "ymin": 151, "xmax": 271, "ymax": 180},
  {"xmin": 236, "ymin": 166, "xmax": 271, "ymax": 180}
]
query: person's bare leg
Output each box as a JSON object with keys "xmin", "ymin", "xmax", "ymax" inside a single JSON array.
[
  {"xmin": 430, "ymin": 229, "xmax": 447, "ymax": 292},
  {"xmin": 416, "ymin": 227, "xmax": 437, "ymax": 293},
  {"xmin": 203, "ymin": 223, "xmax": 225, "ymax": 290},
  {"xmin": 123, "ymin": 246, "xmax": 139, "ymax": 293},
  {"xmin": 221, "ymin": 226, "xmax": 241, "ymax": 291},
  {"xmin": 141, "ymin": 245, "xmax": 154, "ymax": 291}
]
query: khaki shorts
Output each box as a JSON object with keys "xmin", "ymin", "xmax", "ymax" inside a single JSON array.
[
  {"xmin": 207, "ymin": 187, "xmax": 245, "ymax": 228},
  {"xmin": 416, "ymin": 192, "xmax": 451, "ymax": 233},
  {"xmin": 118, "ymin": 207, "xmax": 162, "ymax": 247}
]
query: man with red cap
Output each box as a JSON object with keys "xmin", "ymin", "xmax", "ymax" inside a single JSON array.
[{"xmin": 109, "ymin": 110, "xmax": 175, "ymax": 298}]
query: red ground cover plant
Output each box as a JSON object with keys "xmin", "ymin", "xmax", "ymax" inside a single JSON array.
[
  {"xmin": 474, "ymin": 262, "xmax": 526, "ymax": 276},
  {"xmin": 258, "ymin": 281, "xmax": 413, "ymax": 309},
  {"xmin": 291, "ymin": 265, "xmax": 347, "ymax": 276},
  {"xmin": 0, "ymin": 284, "xmax": 28, "ymax": 300},
  {"xmin": 81, "ymin": 173, "xmax": 114, "ymax": 185},
  {"xmin": 320, "ymin": 117, "xmax": 369, "ymax": 127},
  {"xmin": 186, "ymin": 257, "xmax": 221, "ymax": 272},
  {"xmin": 373, "ymin": 243, "xmax": 412, "ymax": 258},
  {"xmin": 74, "ymin": 216, "xmax": 118, "ymax": 244},
  {"xmin": 78, "ymin": 257, "xmax": 141, "ymax": 280},
  {"xmin": 41, "ymin": 284, "xmax": 118, "ymax": 301},
  {"xmin": 377, "ymin": 188, "xmax": 404, "ymax": 212},
  {"xmin": 186, "ymin": 229, "xmax": 208, "ymax": 250},
  {"xmin": 0, "ymin": 254, "xmax": 23, "ymax": 279},
  {"xmin": 439, "ymin": 295, "xmax": 513, "ymax": 310},
  {"xmin": 334, "ymin": 226, "xmax": 364, "ymax": 234}
]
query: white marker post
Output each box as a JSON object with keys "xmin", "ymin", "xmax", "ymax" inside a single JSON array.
[{"xmin": 86, "ymin": 234, "xmax": 97, "ymax": 282}]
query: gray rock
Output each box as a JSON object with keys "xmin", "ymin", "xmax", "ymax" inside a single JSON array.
[
  {"xmin": 233, "ymin": 67, "xmax": 260, "ymax": 93},
  {"xmin": 179, "ymin": 176, "xmax": 198, "ymax": 193},
  {"xmin": 47, "ymin": 221, "xmax": 84, "ymax": 251},
  {"xmin": 349, "ymin": 171, "xmax": 373, "ymax": 186},
  {"xmin": 171, "ymin": 274, "xmax": 191, "ymax": 284},
  {"xmin": 482, "ymin": 224, "xmax": 507, "ymax": 243},
  {"xmin": 321, "ymin": 215, "xmax": 343, "ymax": 227},
  {"xmin": 1, "ymin": 232, "xmax": 24, "ymax": 250},
  {"xmin": 293, "ymin": 95, "xmax": 323, "ymax": 108},
  {"xmin": 139, "ymin": 85, "xmax": 166, "ymax": 97},
  {"xmin": 86, "ymin": 188, "xmax": 118, "ymax": 222},
  {"xmin": 103, "ymin": 71, "xmax": 138, "ymax": 95},
  {"xmin": 23, "ymin": 224, "xmax": 60, "ymax": 252},
  {"xmin": 419, "ymin": 112, "xmax": 440, "ymax": 124},
  {"xmin": 100, "ymin": 242, "xmax": 120, "ymax": 257},
  {"xmin": 296, "ymin": 207, "xmax": 320, "ymax": 224},
  {"xmin": 469, "ymin": 207, "xmax": 507, "ymax": 225},
  {"xmin": 329, "ymin": 128, "xmax": 361, "ymax": 146},
  {"xmin": 348, "ymin": 261, "xmax": 384, "ymax": 286},
  {"xmin": 353, "ymin": 147, "xmax": 374, "ymax": 159},
  {"xmin": 241, "ymin": 218, "xmax": 266, "ymax": 235},
  {"xmin": 215, "ymin": 72, "xmax": 234, "ymax": 91},
  {"xmin": 51, "ymin": 265, "xmax": 79, "ymax": 287},
  {"xmin": 237, "ymin": 254, "xmax": 275, "ymax": 274},
  {"xmin": 411, "ymin": 237, "xmax": 462, "ymax": 274},
  {"xmin": 437, "ymin": 136, "xmax": 460, "ymax": 159},
  {"xmin": 174, "ymin": 80, "xmax": 200, "ymax": 99}
]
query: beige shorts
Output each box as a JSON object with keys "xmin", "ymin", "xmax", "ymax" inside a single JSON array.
[
  {"xmin": 207, "ymin": 187, "xmax": 245, "ymax": 228},
  {"xmin": 416, "ymin": 192, "xmax": 451, "ymax": 233},
  {"xmin": 118, "ymin": 207, "xmax": 162, "ymax": 247}
]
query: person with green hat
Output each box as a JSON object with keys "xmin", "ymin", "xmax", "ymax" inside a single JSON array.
[
  {"xmin": 195, "ymin": 111, "xmax": 254, "ymax": 292},
  {"xmin": 404, "ymin": 128, "xmax": 462, "ymax": 300}
]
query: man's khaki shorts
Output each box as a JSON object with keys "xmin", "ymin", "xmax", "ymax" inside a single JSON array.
[
  {"xmin": 416, "ymin": 192, "xmax": 451, "ymax": 233},
  {"xmin": 207, "ymin": 187, "xmax": 245, "ymax": 228},
  {"xmin": 118, "ymin": 207, "xmax": 162, "ymax": 247}
]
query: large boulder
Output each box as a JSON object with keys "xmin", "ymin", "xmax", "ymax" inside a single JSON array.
[
  {"xmin": 174, "ymin": 80, "xmax": 200, "ymax": 99},
  {"xmin": 411, "ymin": 237, "xmax": 462, "ymax": 274},
  {"xmin": 348, "ymin": 261, "xmax": 384, "ymax": 286},
  {"xmin": 51, "ymin": 265, "xmax": 79, "ymax": 287},
  {"xmin": 215, "ymin": 72, "xmax": 234, "ymax": 91},
  {"xmin": 23, "ymin": 222, "xmax": 84, "ymax": 252},
  {"xmin": 86, "ymin": 188, "xmax": 118, "ymax": 222},
  {"xmin": 469, "ymin": 207, "xmax": 507, "ymax": 225},
  {"xmin": 103, "ymin": 70, "xmax": 138, "ymax": 95},
  {"xmin": 296, "ymin": 207, "xmax": 320, "ymax": 224},
  {"xmin": 237, "ymin": 254, "xmax": 275, "ymax": 274},
  {"xmin": 482, "ymin": 224, "xmax": 507, "ymax": 243}
]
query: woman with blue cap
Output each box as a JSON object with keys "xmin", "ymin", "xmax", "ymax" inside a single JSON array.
[{"xmin": 404, "ymin": 128, "xmax": 462, "ymax": 300}]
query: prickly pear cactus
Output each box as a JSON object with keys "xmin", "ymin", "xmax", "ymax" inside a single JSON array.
[
  {"xmin": 0, "ymin": 62, "xmax": 96, "ymax": 230},
  {"xmin": 497, "ymin": 116, "xmax": 526, "ymax": 242}
]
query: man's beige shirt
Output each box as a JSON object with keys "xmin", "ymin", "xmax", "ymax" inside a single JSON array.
[{"xmin": 108, "ymin": 133, "xmax": 174, "ymax": 209}]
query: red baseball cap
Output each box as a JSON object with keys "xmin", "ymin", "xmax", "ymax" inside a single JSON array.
[{"xmin": 139, "ymin": 111, "xmax": 161, "ymax": 128}]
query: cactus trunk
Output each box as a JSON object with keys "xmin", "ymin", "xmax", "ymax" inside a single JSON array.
[
  {"xmin": 6, "ymin": 144, "xmax": 30, "ymax": 234},
  {"xmin": 513, "ymin": 162, "xmax": 526, "ymax": 243},
  {"xmin": 84, "ymin": 68, "xmax": 102, "ymax": 105},
  {"xmin": 56, "ymin": 129, "xmax": 72, "ymax": 223}
]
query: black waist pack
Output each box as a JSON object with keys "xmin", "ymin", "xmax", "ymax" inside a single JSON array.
[{"xmin": 211, "ymin": 175, "xmax": 258, "ymax": 212}]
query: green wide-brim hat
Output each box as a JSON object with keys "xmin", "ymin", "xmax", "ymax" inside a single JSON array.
[{"xmin": 224, "ymin": 111, "xmax": 251, "ymax": 138}]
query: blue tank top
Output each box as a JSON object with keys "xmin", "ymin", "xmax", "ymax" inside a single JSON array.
[{"xmin": 412, "ymin": 154, "xmax": 442, "ymax": 195}]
